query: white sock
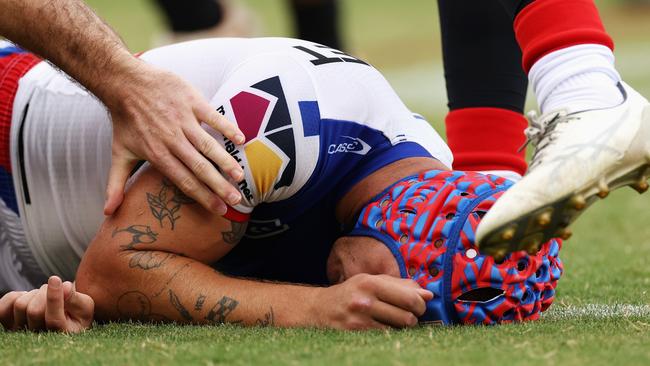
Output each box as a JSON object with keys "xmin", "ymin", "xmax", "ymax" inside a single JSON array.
[
  {"xmin": 529, "ymin": 44, "xmax": 623, "ymax": 114},
  {"xmin": 479, "ymin": 170, "xmax": 522, "ymax": 182}
]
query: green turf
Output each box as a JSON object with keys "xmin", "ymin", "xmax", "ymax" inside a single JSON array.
[{"xmin": 2, "ymin": 1, "xmax": 650, "ymax": 365}]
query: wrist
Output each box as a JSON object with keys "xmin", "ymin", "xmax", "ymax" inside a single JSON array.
[
  {"xmin": 92, "ymin": 51, "xmax": 148, "ymax": 110},
  {"xmin": 278, "ymin": 285, "xmax": 324, "ymax": 328}
]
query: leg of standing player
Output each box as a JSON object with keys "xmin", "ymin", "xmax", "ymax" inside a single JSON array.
[
  {"xmin": 477, "ymin": 0, "xmax": 650, "ymax": 259},
  {"xmin": 437, "ymin": 0, "xmax": 529, "ymax": 181},
  {"xmin": 153, "ymin": 0, "xmax": 257, "ymax": 44},
  {"xmin": 153, "ymin": 0, "xmax": 343, "ymax": 50},
  {"xmin": 289, "ymin": 0, "xmax": 343, "ymax": 49},
  {"xmin": 156, "ymin": 0, "xmax": 224, "ymax": 34}
]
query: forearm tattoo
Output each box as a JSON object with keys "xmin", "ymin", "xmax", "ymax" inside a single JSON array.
[
  {"xmin": 117, "ymin": 289, "xmax": 268, "ymax": 326},
  {"xmin": 117, "ymin": 291, "xmax": 151, "ymax": 319},
  {"xmin": 205, "ymin": 296, "xmax": 239, "ymax": 324},
  {"xmin": 222, "ymin": 221, "xmax": 248, "ymax": 245},
  {"xmin": 256, "ymin": 307, "xmax": 275, "ymax": 327},
  {"xmin": 153, "ymin": 262, "xmax": 192, "ymax": 297},
  {"xmin": 195, "ymin": 294, "xmax": 207, "ymax": 311},
  {"xmin": 116, "ymin": 291, "xmax": 169, "ymax": 322},
  {"xmin": 146, "ymin": 178, "xmax": 196, "ymax": 229},
  {"xmin": 113, "ymin": 225, "xmax": 158, "ymax": 250},
  {"xmin": 128, "ymin": 251, "xmax": 175, "ymax": 270},
  {"xmin": 169, "ymin": 289, "xmax": 193, "ymax": 321}
]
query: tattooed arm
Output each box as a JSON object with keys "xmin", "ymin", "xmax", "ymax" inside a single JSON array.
[
  {"xmin": 75, "ymin": 166, "xmax": 316, "ymax": 327},
  {"xmin": 76, "ymin": 165, "xmax": 431, "ymax": 330}
]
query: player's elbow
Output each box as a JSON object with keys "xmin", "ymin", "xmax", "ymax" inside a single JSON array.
[{"xmin": 75, "ymin": 241, "xmax": 127, "ymax": 322}]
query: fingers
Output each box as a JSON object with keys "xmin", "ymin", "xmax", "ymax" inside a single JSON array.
[
  {"xmin": 168, "ymin": 136, "xmax": 242, "ymax": 207},
  {"xmin": 193, "ymin": 101, "xmax": 245, "ymax": 145},
  {"xmin": 149, "ymin": 151, "xmax": 228, "ymax": 215},
  {"xmin": 12, "ymin": 289, "xmax": 38, "ymax": 330},
  {"xmin": 368, "ymin": 300, "xmax": 418, "ymax": 328},
  {"xmin": 44, "ymin": 276, "xmax": 67, "ymax": 331},
  {"xmin": 1, "ymin": 279, "xmax": 93, "ymax": 333},
  {"xmin": 62, "ymin": 280, "xmax": 73, "ymax": 299},
  {"xmin": 329, "ymin": 274, "xmax": 434, "ymax": 330},
  {"xmin": 26, "ymin": 285, "xmax": 48, "ymax": 331},
  {"xmin": 417, "ymin": 288, "xmax": 434, "ymax": 302},
  {"xmin": 371, "ymin": 276, "xmax": 428, "ymax": 317},
  {"xmin": 185, "ymin": 125, "xmax": 244, "ymax": 181},
  {"xmin": 0, "ymin": 291, "xmax": 26, "ymax": 330},
  {"xmin": 105, "ymin": 150, "xmax": 138, "ymax": 216}
]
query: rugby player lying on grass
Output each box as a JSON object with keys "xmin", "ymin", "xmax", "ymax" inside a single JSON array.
[{"xmin": 0, "ymin": 38, "xmax": 562, "ymax": 333}]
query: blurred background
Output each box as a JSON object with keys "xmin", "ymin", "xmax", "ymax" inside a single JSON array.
[{"xmin": 85, "ymin": 0, "xmax": 650, "ymax": 134}]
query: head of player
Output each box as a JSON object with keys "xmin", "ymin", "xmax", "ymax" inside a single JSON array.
[{"xmin": 327, "ymin": 170, "xmax": 563, "ymax": 325}]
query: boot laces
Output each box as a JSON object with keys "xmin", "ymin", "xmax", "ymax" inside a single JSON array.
[{"xmin": 519, "ymin": 111, "xmax": 577, "ymax": 170}]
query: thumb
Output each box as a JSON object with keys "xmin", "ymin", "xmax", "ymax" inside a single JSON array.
[
  {"xmin": 44, "ymin": 276, "xmax": 67, "ymax": 330},
  {"xmin": 104, "ymin": 151, "xmax": 138, "ymax": 216},
  {"xmin": 64, "ymin": 282, "xmax": 95, "ymax": 321}
]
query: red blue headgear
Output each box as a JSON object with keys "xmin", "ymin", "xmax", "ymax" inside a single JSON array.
[{"xmin": 349, "ymin": 170, "xmax": 563, "ymax": 325}]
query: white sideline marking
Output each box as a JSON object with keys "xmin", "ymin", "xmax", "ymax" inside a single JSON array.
[{"xmin": 544, "ymin": 304, "xmax": 650, "ymax": 320}]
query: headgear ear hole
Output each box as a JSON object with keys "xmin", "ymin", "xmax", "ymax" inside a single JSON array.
[
  {"xmin": 521, "ymin": 289, "xmax": 532, "ymax": 303},
  {"xmin": 517, "ymin": 259, "xmax": 528, "ymax": 272},
  {"xmin": 457, "ymin": 287, "xmax": 505, "ymax": 303},
  {"xmin": 399, "ymin": 208, "xmax": 417, "ymax": 215}
]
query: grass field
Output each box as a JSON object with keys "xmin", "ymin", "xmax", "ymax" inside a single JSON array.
[{"xmin": 2, "ymin": 1, "xmax": 650, "ymax": 365}]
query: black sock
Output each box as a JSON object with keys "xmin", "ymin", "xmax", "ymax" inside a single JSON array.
[
  {"xmin": 155, "ymin": 0, "xmax": 224, "ymax": 32},
  {"xmin": 497, "ymin": 0, "xmax": 536, "ymax": 19},
  {"xmin": 438, "ymin": 0, "xmax": 528, "ymax": 113},
  {"xmin": 290, "ymin": 0, "xmax": 343, "ymax": 50}
]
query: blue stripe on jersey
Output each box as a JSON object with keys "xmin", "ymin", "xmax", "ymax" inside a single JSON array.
[
  {"xmin": 0, "ymin": 46, "xmax": 26, "ymax": 58},
  {"xmin": 298, "ymin": 101, "xmax": 320, "ymax": 137},
  {"xmin": 0, "ymin": 167, "xmax": 18, "ymax": 214},
  {"xmin": 0, "ymin": 45, "xmax": 24, "ymax": 215}
]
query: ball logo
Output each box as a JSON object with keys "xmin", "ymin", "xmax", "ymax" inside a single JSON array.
[
  {"xmin": 328, "ymin": 136, "xmax": 371, "ymax": 155},
  {"xmin": 229, "ymin": 76, "xmax": 297, "ymax": 199}
]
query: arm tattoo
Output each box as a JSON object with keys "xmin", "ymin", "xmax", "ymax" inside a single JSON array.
[
  {"xmin": 116, "ymin": 291, "xmax": 169, "ymax": 322},
  {"xmin": 256, "ymin": 307, "xmax": 275, "ymax": 327},
  {"xmin": 195, "ymin": 295, "xmax": 207, "ymax": 311},
  {"xmin": 117, "ymin": 291, "xmax": 151, "ymax": 319},
  {"xmin": 128, "ymin": 251, "xmax": 175, "ymax": 270},
  {"xmin": 153, "ymin": 262, "xmax": 192, "ymax": 297},
  {"xmin": 113, "ymin": 225, "xmax": 158, "ymax": 250},
  {"xmin": 205, "ymin": 296, "xmax": 239, "ymax": 324},
  {"xmin": 146, "ymin": 178, "xmax": 196, "ymax": 230},
  {"xmin": 222, "ymin": 222, "xmax": 248, "ymax": 245},
  {"xmin": 169, "ymin": 289, "xmax": 193, "ymax": 322}
]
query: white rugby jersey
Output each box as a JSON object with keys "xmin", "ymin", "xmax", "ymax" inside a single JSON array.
[
  {"xmin": 140, "ymin": 38, "xmax": 452, "ymax": 218},
  {"xmin": 6, "ymin": 38, "xmax": 452, "ymax": 285}
]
